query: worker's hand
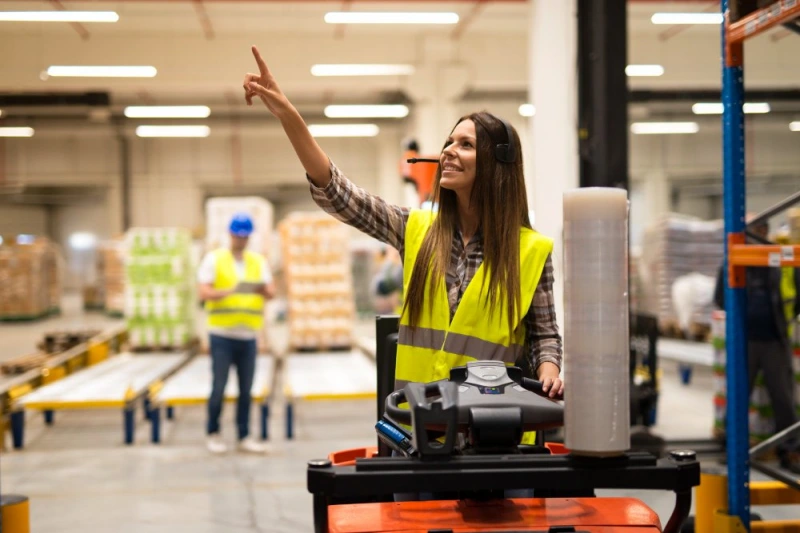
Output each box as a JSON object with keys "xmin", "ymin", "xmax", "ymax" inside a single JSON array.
[
  {"xmin": 261, "ymin": 283, "xmax": 276, "ymax": 299},
  {"xmin": 537, "ymin": 362, "xmax": 564, "ymax": 400},
  {"xmin": 215, "ymin": 289, "xmax": 235, "ymax": 300},
  {"xmin": 243, "ymin": 46, "xmax": 291, "ymax": 116}
]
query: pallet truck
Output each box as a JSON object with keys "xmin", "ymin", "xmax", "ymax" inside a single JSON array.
[{"xmin": 306, "ymin": 316, "xmax": 701, "ymax": 533}]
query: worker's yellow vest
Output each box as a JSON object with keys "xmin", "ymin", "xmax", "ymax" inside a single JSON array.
[
  {"xmin": 396, "ymin": 209, "xmax": 554, "ymax": 445},
  {"xmin": 205, "ymin": 249, "xmax": 265, "ymax": 331},
  {"xmin": 781, "ymin": 267, "xmax": 797, "ymax": 339}
]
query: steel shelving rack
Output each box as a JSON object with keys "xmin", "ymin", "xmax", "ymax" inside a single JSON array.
[{"xmin": 721, "ymin": 0, "xmax": 800, "ymax": 529}]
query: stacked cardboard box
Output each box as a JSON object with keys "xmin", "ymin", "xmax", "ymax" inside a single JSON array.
[
  {"xmin": 280, "ymin": 213, "xmax": 355, "ymax": 351},
  {"xmin": 98, "ymin": 239, "xmax": 126, "ymax": 316},
  {"xmin": 124, "ymin": 228, "xmax": 196, "ymax": 350},
  {"xmin": 639, "ymin": 215, "xmax": 724, "ymax": 332},
  {"xmin": 205, "ymin": 197, "xmax": 274, "ymax": 258},
  {"xmin": 789, "ymin": 208, "xmax": 800, "ymax": 244},
  {"xmin": 0, "ymin": 236, "xmax": 62, "ymax": 320}
]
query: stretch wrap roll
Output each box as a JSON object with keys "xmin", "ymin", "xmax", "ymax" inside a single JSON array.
[{"xmin": 563, "ymin": 188, "xmax": 630, "ymax": 456}]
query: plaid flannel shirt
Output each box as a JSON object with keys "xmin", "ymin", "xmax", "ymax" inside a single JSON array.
[{"xmin": 307, "ymin": 161, "xmax": 563, "ymax": 375}]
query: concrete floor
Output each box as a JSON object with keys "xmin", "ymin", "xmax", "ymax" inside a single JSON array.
[{"xmin": 1, "ymin": 293, "xmax": 798, "ymax": 532}]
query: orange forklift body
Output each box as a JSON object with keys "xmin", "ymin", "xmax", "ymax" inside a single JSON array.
[{"xmin": 327, "ymin": 497, "xmax": 663, "ymax": 533}]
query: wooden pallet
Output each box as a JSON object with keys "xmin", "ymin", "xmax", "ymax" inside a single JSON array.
[
  {"xmin": 689, "ymin": 322, "xmax": 711, "ymax": 343},
  {"xmin": 1, "ymin": 352, "xmax": 50, "ymax": 375},
  {"xmin": 38, "ymin": 329, "xmax": 101, "ymax": 354},
  {"xmin": 130, "ymin": 338, "xmax": 199, "ymax": 354},
  {"xmin": 0, "ymin": 311, "xmax": 51, "ymax": 322},
  {"xmin": 658, "ymin": 318, "xmax": 711, "ymax": 343},
  {"xmin": 289, "ymin": 344, "xmax": 353, "ymax": 354}
]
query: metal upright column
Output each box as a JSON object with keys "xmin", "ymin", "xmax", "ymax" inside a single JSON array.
[{"xmin": 721, "ymin": 0, "xmax": 750, "ymax": 527}]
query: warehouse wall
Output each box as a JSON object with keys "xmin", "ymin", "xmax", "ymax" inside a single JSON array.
[
  {"xmin": 2, "ymin": 115, "xmax": 798, "ymax": 252},
  {"xmin": 52, "ymin": 201, "xmax": 114, "ymax": 290},
  {"xmin": 629, "ymin": 117, "xmax": 800, "ymax": 241},
  {"xmin": 0, "ymin": 205, "xmax": 48, "ymax": 236}
]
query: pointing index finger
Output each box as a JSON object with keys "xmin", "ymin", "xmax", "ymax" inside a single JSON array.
[{"xmin": 251, "ymin": 45, "xmax": 269, "ymax": 77}]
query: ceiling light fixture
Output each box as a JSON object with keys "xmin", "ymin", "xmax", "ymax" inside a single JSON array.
[
  {"xmin": 308, "ymin": 124, "xmax": 380, "ymax": 137},
  {"xmin": 136, "ymin": 125, "xmax": 210, "ymax": 138},
  {"xmin": 0, "ymin": 11, "xmax": 119, "ymax": 22},
  {"xmin": 46, "ymin": 66, "xmax": 157, "ymax": 78},
  {"xmin": 630, "ymin": 122, "xmax": 699, "ymax": 135},
  {"xmin": 651, "ymin": 13, "xmax": 723, "ymax": 24},
  {"xmin": 124, "ymin": 106, "xmax": 211, "ymax": 118},
  {"xmin": 692, "ymin": 102, "xmax": 771, "ymax": 114},
  {"xmin": 625, "ymin": 64, "xmax": 665, "ymax": 77},
  {"xmin": 324, "ymin": 105, "xmax": 408, "ymax": 118},
  {"xmin": 0, "ymin": 127, "xmax": 35, "ymax": 137},
  {"xmin": 311, "ymin": 64, "xmax": 415, "ymax": 77},
  {"xmin": 324, "ymin": 12, "xmax": 459, "ymax": 24},
  {"xmin": 790, "ymin": 121, "xmax": 800, "ymax": 132},
  {"xmin": 518, "ymin": 104, "xmax": 536, "ymax": 117}
]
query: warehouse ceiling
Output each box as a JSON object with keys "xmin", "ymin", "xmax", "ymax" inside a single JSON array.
[{"xmin": 0, "ymin": 0, "xmax": 798, "ymax": 121}]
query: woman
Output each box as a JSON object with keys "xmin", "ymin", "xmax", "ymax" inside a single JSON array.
[{"xmin": 243, "ymin": 46, "xmax": 563, "ymax": 400}]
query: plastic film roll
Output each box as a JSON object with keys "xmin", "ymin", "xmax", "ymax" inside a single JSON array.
[{"xmin": 563, "ymin": 188, "xmax": 630, "ymax": 456}]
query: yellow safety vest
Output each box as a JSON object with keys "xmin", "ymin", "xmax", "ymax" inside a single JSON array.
[
  {"xmin": 205, "ymin": 249, "xmax": 265, "ymax": 331},
  {"xmin": 396, "ymin": 209, "xmax": 554, "ymax": 445},
  {"xmin": 781, "ymin": 267, "xmax": 797, "ymax": 339}
]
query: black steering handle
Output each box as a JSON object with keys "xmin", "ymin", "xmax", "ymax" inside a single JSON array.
[
  {"xmin": 385, "ymin": 378, "xmax": 562, "ymax": 425},
  {"xmin": 521, "ymin": 378, "xmax": 563, "ymax": 401}
]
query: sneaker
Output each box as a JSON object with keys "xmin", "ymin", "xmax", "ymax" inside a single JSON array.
[
  {"xmin": 207, "ymin": 434, "xmax": 227, "ymax": 454},
  {"xmin": 238, "ymin": 437, "xmax": 269, "ymax": 454}
]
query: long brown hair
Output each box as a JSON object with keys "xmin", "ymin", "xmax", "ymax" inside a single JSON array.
[{"xmin": 403, "ymin": 111, "xmax": 532, "ymax": 338}]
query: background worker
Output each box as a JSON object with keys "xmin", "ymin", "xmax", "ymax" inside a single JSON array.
[
  {"xmin": 198, "ymin": 213, "xmax": 275, "ymax": 454},
  {"xmin": 714, "ymin": 215, "xmax": 800, "ymax": 474}
]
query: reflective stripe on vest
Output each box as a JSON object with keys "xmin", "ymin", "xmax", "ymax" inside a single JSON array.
[
  {"xmin": 207, "ymin": 308, "xmax": 265, "ymax": 316},
  {"xmin": 205, "ymin": 249, "xmax": 265, "ymax": 331},
  {"xmin": 781, "ymin": 267, "xmax": 797, "ymax": 339},
  {"xmin": 399, "ymin": 325, "xmax": 523, "ymax": 361}
]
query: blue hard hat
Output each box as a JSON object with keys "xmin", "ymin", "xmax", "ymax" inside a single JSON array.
[{"xmin": 229, "ymin": 213, "xmax": 254, "ymax": 237}]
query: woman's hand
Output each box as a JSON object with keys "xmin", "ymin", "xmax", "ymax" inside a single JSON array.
[
  {"xmin": 243, "ymin": 45, "xmax": 291, "ymax": 117},
  {"xmin": 537, "ymin": 362, "xmax": 564, "ymax": 400}
]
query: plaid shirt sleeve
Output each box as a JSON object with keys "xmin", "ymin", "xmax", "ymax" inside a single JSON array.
[
  {"xmin": 523, "ymin": 254, "xmax": 563, "ymax": 375},
  {"xmin": 307, "ymin": 160, "xmax": 409, "ymax": 255}
]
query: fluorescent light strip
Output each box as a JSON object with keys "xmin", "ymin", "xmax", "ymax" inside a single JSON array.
[
  {"xmin": 519, "ymin": 104, "xmax": 536, "ymax": 117},
  {"xmin": 0, "ymin": 127, "xmax": 34, "ymax": 137},
  {"xmin": 47, "ymin": 66, "xmax": 157, "ymax": 78},
  {"xmin": 308, "ymin": 124, "xmax": 379, "ymax": 137},
  {"xmin": 324, "ymin": 12, "xmax": 459, "ymax": 24},
  {"xmin": 744, "ymin": 103, "xmax": 771, "ymax": 114},
  {"xmin": 790, "ymin": 121, "xmax": 800, "ymax": 132},
  {"xmin": 692, "ymin": 102, "xmax": 771, "ymax": 115},
  {"xmin": 324, "ymin": 105, "xmax": 408, "ymax": 118},
  {"xmin": 651, "ymin": 13, "xmax": 723, "ymax": 24},
  {"xmin": 0, "ymin": 11, "xmax": 118, "ymax": 22},
  {"xmin": 631, "ymin": 122, "xmax": 699, "ymax": 135},
  {"xmin": 692, "ymin": 103, "xmax": 723, "ymax": 115},
  {"xmin": 311, "ymin": 64, "xmax": 415, "ymax": 77},
  {"xmin": 626, "ymin": 64, "xmax": 664, "ymax": 77},
  {"xmin": 125, "ymin": 106, "xmax": 211, "ymax": 118},
  {"xmin": 136, "ymin": 125, "xmax": 210, "ymax": 138}
]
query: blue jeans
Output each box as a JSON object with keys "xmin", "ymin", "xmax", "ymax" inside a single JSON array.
[{"xmin": 207, "ymin": 334, "xmax": 256, "ymax": 439}]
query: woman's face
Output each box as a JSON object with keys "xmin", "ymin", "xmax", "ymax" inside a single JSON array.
[{"xmin": 439, "ymin": 119, "xmax": 477, "ymax": 195}]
